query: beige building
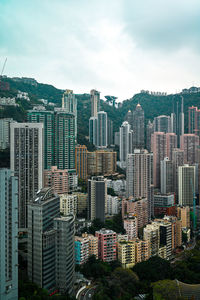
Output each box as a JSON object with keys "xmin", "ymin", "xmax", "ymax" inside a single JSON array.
[
  {"xmin": 123, "ymin": 216, "xmax": 138, "ymax": 240},
  {"xmin": 44, "ymin": 166, "xmax": 69, "ymax": 194},
  {"xmin": 158, "ymin": 246, "xmax": 167, "ymax": 259},
  {"xmin": 134, "ymin": 239, "xmax": 150, "ymax": 263},
  {"xmin": 143, "ymin": 223, "xmax": 160, "ymax": 256},
  {"xmin": 87, "ymin": 150, "xmax": 117, "ymax": 176},
  {"xmin": 177, "ymin": 206, "xmax": 190, "ymax": 228},
  {"xmin": 60, "ymin": 194, "xmax": 77, "ymax": 216},
  {"xmin": 75, "ymin": 145, "xmax": 87, "ymax": 180},
  {"xmin": 82, "ymin": 233, "xmax": 98, "ymax": 259}
]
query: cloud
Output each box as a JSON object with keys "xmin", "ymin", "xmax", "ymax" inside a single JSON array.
[{"xmin": 0, "ymin": 0, "xmax": 200, "ymax": 101}]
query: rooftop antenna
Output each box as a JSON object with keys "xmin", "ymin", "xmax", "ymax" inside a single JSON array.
[{"xmin": 1, "ymin": 58, "xmax": 7, "ymax": 77}]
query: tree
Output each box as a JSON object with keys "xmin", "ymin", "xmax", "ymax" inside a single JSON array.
[{"xmin": 152, "ymin": 280, "xmax": 178, "ymax": 300}]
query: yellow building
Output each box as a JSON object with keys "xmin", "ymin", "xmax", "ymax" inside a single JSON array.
[
  {"xmin": 118, "ymin": 240, "xmax": 135, "ymax": 268},
  {"xmin": 158, "ymin": 246, "xmax": 167, "ymax": 259}
]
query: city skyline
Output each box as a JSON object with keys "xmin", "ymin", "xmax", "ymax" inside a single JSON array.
[{"xmin": 1, "ymin": 0, "xmax": 200, "ymax": 101}]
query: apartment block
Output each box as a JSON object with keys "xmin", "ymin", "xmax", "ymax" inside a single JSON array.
[
  {"xmin": 60, "ymin": 194, "xmax": 77, "ymax": 216},
  {"xmin": 75, "ymin": 145, "xmax": 87, "ymax": 180},
  {"xmin": 95, "ymin": 229, "xmax": 117, "ymax": 262},
  {"xmin": 74, "ymin": 236, "xmax": 89, "ymax": 265},
  {"xmin": 177, "ymin": 206, "xmax": 190, "ymax": 228},
  {"xmin": 118, "ymin": 240, "xmax": 135, "ymax": 268},
  {"xmin": 44, "ymin": 166, "xmax": 69, "ymax": 194},
  {"xmin": 87, "ymin": 150, "xmax": 117, "ymax": 176},
  {"xmin": 143, "ymin": 224, "xmax": 160, "ymax": 256},
  {"xmin": 124, "ymin": 216, "xmax": 138, "ymax": 239}
]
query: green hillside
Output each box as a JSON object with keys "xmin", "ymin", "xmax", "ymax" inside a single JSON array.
[{"xmin": 1, "ymin": 77, "xmax": 200, "ymax": 142}]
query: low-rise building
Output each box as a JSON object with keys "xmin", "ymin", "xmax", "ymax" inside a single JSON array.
[
  {"xmin": 74, "ymin": 236, "xmax": 89, "ymax": 265},
  {"xmin": 95, "ymin": 229, "xmax": 117, "ymax": 262},
  {"xmin": 118, "ymin": 240, "xmax": 135, "ymax": 268}
]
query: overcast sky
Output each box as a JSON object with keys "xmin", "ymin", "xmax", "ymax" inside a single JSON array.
[{"xmin": 0, "ymin": 0, "xmax": 200, "ymax": 101}]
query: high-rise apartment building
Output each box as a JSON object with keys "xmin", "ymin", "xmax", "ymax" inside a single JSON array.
[
  {"xmin": 122, "ymin": 198, "xmax": 148, "ymax": 229},
  {"xmin": 89, "ymin": 116, "xmax": 97, "ymax": 146},
  {"xmin": 151, "ymin": 132, "xmax": 166, "ymax": 188},
  {"xmin": 154, "ymin": 193, "xmax": 175, "ymax": 216},
  {"xmin": 188, "ymin": 106, "xmax": 200, "ymax": 137},
  {"xmin": 146, "ymin": 120, "xmax": 154, "ymax": 152},
  {"xmin": 134, "ymin": 239, "xmax": 150, "ymax": 263},
  {"xmin": 10, "ymin": 122, "xmax": 43, "ymax": 230},
  {"xmin": 28, "ymin": 188, "xmax": 60, "ymax": 292},
  {"xmin": 0, "ymin": 118, "xmax": 14, "ymax": 150},
  {"xmin": 107, "ymin": 195, "xmax": 120, "ymax": 215},
  {"xmin": 153, "ymin": 219, "xmax": 172, "ymax": 259},
  {"xmin": 90, "ymin": 89, "xmax": 100, "ymax": 117},
  {"xmin": 120, "ymin": 121, "xmax": 133, "ymax": 167},
  {"xmin": 180, "ymin": 134, "xmax": 199, "ymax": 165},
  {"xmin": 154, "ymin": 115, "xmax": 171, "ymax": 133},
  {"xmin": 172, "ymin": 148, "xmax": 184, "ymax": 198},
  {"xmin": 62, "ymin": 89, "xmax": 77, "ymax": 140},
  {"xmin": 88, "ymin": 176, "xmax": 107, "ymax": 223},
  {"xmin": 126, "ymin": 149, "xmax": 153, "ymax": 218},
  {"xmin": 160, "ymin": 157, "xmax": 173, "ymax": 194},
  {"xmin": 75, "ymin": 145, "xmax": 87, "ymax": 180},
  {"xmin": 27, "ymin": 110, "xmax": 54, "ymax": 169},
  {"xmin": 166, "ymin": 133, "xmax": 177, "ymax": 160},
  {"xmin": 132, "ymin": 103, "xmax": 145, "ymax": 149},
  {"xmin": 82, "ymin": 233, "xmax": 98, "ymax": 259},
  {"xmin": 107, "ymin": 119, "xmax": 114, "ymax": 146},
  {"xmin": 44, "ymin": 166, "xmax": 69, "ymax": 194},
  {"xmin": 143, "ymin": 223, "xmax": 160, "ymax": 256},
  {"xmin": 54, "ymin": 110, "xmax": 75, "ymax": 171},
  {"xmin": 54, "ymin": 215, "xmax": 75, "ymax": 295},
  {"xmin": 97, "ymin": 111, "xmax": 107, "ymax": 148},
  {"xmin": 178, "ymin": 164, "xmax": 196, "ymax": 206},
  {"xmin": 87, "ymin": 150, "xmax": 117, "ymax": 176},
  {"xmin": 0, "ymin": 169, "xmax": 18, "ymax": 300},
  {"xmin": 123, "ymin": 216, "xmax": 138, "ymax": 239},
  {"xmin": 95, "ymin": 229, "xmax": 117, "ymax": 262}
]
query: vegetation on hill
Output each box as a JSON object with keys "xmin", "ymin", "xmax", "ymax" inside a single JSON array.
[{"xmin": 1, "ymin": 77, "xmax": 200, "ymax": 145}]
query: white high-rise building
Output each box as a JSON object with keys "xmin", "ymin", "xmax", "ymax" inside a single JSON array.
[
  {"xmin": 160, "ymin": 157, "xmax": 173, "ymax": 194},
  {"xmin": 178, "ymin": 164, "xmax": 196, "ymax": 206},
  {"xmin": 10, "ymin": 122, "xmax": 44, "ymax": 230},
  {"xmin": 119, "ymin": 121, "xmax": 132, "ymax": 168},
  {"xmin": 91, "ymin": 89, "xmax": 100, "ymax": 117}
]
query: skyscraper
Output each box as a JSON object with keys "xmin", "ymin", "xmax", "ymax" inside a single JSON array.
[
  {"xmin": 54, "ymin": 110, "xmax": 75, "ymax": 171},
  {"xmin": 166, "ymin": 133, "xmax": 177, "ymax": 160},
  {"xmin": 160, "ymin": 157, "xmax": 173, "ymax": 194},
  {"xmin": 62, "ymin": 89, "xmax": 77, "ymax": 140},
  {"xmin": 89, "ymin": 116, "xmax": 98, "ymax": 146},
  {"xmin": 126, "ymin": 149, "xmax": 153, "ymax": 218},
  {"xmin": 27, "ymin": 110, "xmax": 54, "ymax": 169},
  {"xmin": 120, "ymin": 121, "xmax": 133, "ymax": 167},
  {"xmin": 97, "ymin": 111, "xmax": 107, "ymax": 148},
  {"xmin": 172, "ymin": 148, "xmax": 184, "ymax": 198},
  {"xmin": 132, "ymin": 103, "xmax": 145, "ymax": 149},
  {"xmin": 28, "ymin": 188, "xmax": 60, "ymax": 292},
  {"xmin": 151, "ymin": 132, "xmax": 166, "ymax": 188},
  {"xmin": 154, "ymin": 115, "xmax": 171, "ymax": 133},
  {"xmin": 10, "ymin": 122, "xmax": 44, "ymax": 230},
  {"xmin": 88, "ymin": 176, "xmax": 107, "ymax": 223},
  {"xmin": 91, "ymin": 89, "xmax": 100, "ymax": 117},
  {"xmin": 180, "ymin": 134, "xmax": 199, "ymax": 165},
  {"xmin": 0, "ymin": 169, "xmax": 18, "ymax": 300},
  {"xmin": 146, "ymin": 120, "xmax": 154, "ymax": 152},
  {"xmin": 178, "ymin": 164, "xmax": 196, "ymax": 206},
  {"xmin": 107, "ymin": 118, "xmax": 114, "ymax": 146},
  {"xmin": 125, "ymin": 110, "xmax": 133, "ymax": 128},
  {"xmin": 54, "ymin": 215, "xmax": 75, "ymax": 295}
]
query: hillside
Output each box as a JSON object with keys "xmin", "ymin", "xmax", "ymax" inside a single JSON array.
[{"xmin": 1, "ymin": 77, "xmax": 200, "ymax": 142}]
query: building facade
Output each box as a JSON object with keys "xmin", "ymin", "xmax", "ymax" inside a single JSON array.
[
  {"xmin": 10, "ymin": 122, "xmax": 43, "ymax": 230},
  {"xmin": 0, "ymin": 169, "xmax": 18, "ymax": 300},
  {"xmin": 95, "ymin": 229, "xmax": 117, "ymax": 262}
]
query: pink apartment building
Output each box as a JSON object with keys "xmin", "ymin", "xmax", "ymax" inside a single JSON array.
[
  {"xmin": 95, "ymin": 229, "xmax": 117, "ymax": 262},
  {"xmin": 44, "ymin": 166, "xmax": 69, "ymax": 194}
]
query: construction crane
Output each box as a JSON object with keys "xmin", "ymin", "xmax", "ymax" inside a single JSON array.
[
  {"xmin": 1, "ymin": 58, "xmax": 7, "ymax": 77},
  {"xmin": 190, "ymin": 178, "xmax": 196, "ymax": 231}
]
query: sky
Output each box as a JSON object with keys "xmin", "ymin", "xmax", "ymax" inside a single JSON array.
[{"xmin": 0, "ymin": 0, "xmax": 200, "ymax": 101}]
